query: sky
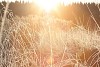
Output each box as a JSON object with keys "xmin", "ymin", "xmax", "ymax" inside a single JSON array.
[{"xmin": 0, "ymin": 0, "xmax": 100, "ymax": 4}]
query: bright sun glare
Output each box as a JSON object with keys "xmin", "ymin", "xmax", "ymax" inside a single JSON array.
[{"xmin": 34, "ymin": 0, "xmax": 61, "ymax": 12}]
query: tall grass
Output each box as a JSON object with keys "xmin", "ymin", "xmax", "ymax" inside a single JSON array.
[{"xmin": 0, "ymin": 3, "xmax": 100, "ymax": 67}]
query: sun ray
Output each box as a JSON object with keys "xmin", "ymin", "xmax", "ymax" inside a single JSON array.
[{"xmin": 34, "ymin": 0, "xmax": 61, "ymax": 12}]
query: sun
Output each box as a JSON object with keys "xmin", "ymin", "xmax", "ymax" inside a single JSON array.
[{"xmin": 34, "ymin": 0, "xmax": 60, "ymax": 12}]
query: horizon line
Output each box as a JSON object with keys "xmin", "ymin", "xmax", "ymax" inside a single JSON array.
[{"xmin": 0, "ymin": 0, "xmax": 100, "ymax": 5}]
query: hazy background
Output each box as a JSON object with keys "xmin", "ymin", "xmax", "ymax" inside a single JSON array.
[{"xmin": 0, "ymin": 1, "xmax": 100, "ymax": 30}]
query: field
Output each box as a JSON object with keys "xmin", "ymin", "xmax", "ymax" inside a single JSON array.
[{"xmin": 0, "ymin": 2, "xmax": 100, "ymax": 67}]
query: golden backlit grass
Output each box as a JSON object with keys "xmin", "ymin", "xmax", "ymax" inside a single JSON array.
[{"xmin": 0, "ymin": 14, "xmax": 100, "ymax": 67}]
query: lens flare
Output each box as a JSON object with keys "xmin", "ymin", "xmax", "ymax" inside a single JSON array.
[{"xmin": 34, "ymin": 0, "xmax": 60, "ymax": 12}]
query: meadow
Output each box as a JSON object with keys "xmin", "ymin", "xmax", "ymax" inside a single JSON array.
[{"xmin": 0, "ymin": 3, "xmax": 100, "ymax": 67}]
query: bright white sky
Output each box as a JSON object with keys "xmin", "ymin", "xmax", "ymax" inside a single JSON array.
[{"xmin": 0, "ymin": 0, "xmax": 100, "ymax": 3}]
